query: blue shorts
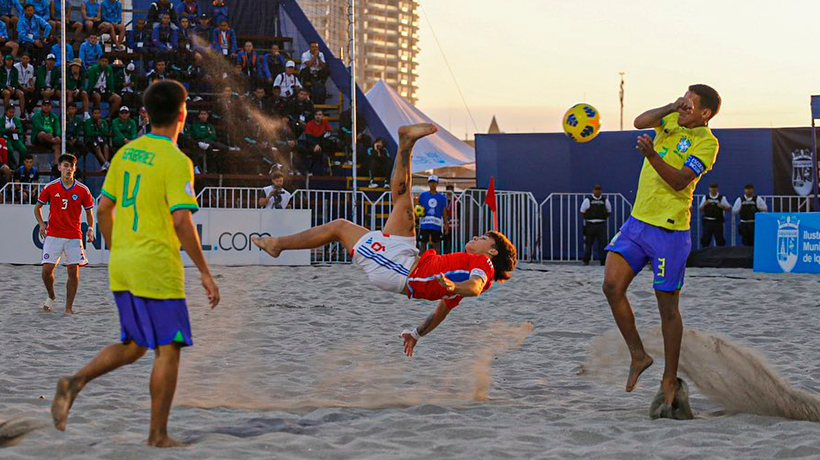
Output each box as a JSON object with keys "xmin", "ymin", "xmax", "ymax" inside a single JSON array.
[
  {"xmin": 114, "ymin": 291, "xmax": 193, "ymax": 349},
  {"xmin": 606, "ymin": 217, "xmax": 691, "ymax": 292}
]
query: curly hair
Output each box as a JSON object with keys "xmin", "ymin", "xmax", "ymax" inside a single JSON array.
[{"xmin": 486, "ymin": 231, "xmax": 517, "ymax": 282}]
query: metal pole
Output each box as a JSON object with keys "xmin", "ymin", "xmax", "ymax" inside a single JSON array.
[
  {"xmin": 812, "ymin": 117, "xmax": 819, "ymax": 211},
  {"xmin": 619, "ymin": 72, "xmax": 625, "ymax": 131},
  {"xmin": 60, "ymin": 0, "xmax": 67, "ymax": 155},
  {"xmin": 348, "ymin": 0, "xmax": 357, "ymax": 224}
]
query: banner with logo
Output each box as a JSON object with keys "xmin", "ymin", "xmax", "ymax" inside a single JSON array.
[
  {"xmin": 753, "ymin": 212, "xmax": 820, "ymax": 274},
  {"xmin": 0, "ymin": 206, "xmax": 311, "ymax": 266},
  {"xmin": 771, "ymin": 128, "xmax": 819, "ymax": 197}
]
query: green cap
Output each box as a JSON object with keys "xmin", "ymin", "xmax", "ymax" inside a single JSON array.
[{"xmin": 4, "ymin": 54, "xmax": 12, "ymax": 60}]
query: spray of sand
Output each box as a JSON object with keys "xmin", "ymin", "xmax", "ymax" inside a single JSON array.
[
  {"xmin": 581, "ymin": 327, "xmax": 820, "ymax": 421},
  {"xmin": 0, "ymin": 414, "xmax": 47, "ymax": 448},
  {"xmin": 175, "ymin": 321, "xmax": 534, "ymax": 411}
]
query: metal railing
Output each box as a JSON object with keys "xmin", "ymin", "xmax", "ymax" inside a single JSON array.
[
  {"xmin": 540, "ymin": 193, "xmax": 633, "ymax": 262},
  {"xmin": 0, "ymin": 182, "xmax": 47, "ymax": 205}
]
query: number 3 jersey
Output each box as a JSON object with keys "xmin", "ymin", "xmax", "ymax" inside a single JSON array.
[
  {"xmin": 37, "ymin": 179, "xmax": 94, "ymax": 239},
  {"xmin": 101, "ymin": 134, "xmax": 199, "ymax": 299}
]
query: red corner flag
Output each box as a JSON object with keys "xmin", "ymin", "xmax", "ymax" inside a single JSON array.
[{"xmin": 485, "ymin": 177, "xmax": 498, "ymax": 231}]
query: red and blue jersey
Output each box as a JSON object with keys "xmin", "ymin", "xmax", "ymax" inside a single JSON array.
[
  {"xmin": 407, "ymin": 249, "xmax": 494, "ymax": 308},
  {"xmin": 37, "ymin": 179, "xmax": 94, "ymax": 239}
]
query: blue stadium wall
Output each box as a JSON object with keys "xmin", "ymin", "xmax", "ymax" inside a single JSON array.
[{"xmin": 475, "ymin": 128, "xmax": 774, "ymax": 201}]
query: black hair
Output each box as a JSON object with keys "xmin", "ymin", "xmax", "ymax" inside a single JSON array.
[
  {"xmin": 22, "ymin": 154, "xmax": 33, "ymax": 162},
  {"xmin": 373, "ymin": 137, "xmax": 384, "ymax": 145},
  {"xmin": 58, "ymin": 153, "xmax": 77, "ymax": 165},
  {"xmin": 745, "ymin": 183, "xmax": 754, "ymax": 189},
  {"xmin": 709, "ymin": 182, "xmax": 718, "ymax": 188},
  {"xmin": 24, "ymin": 3, "xmax": 33, "ymax": 9},
  {"xmin": 143, "ymin": 80, "xmax": 187, "ymax": 127},
  {"xmin": 689, "ymin": 84, "xmax": 721, "ymax": 120},
  {"xmin": 593, "ymin": 184, "xmax": 601, "ymax": 190}
]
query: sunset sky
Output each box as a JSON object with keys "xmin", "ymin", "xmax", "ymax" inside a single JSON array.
[{"xmin": 414, "ymin": 0, "xmax": 820, "ymax": 137}]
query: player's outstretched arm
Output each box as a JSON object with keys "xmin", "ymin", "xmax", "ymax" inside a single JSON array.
[
  {"xmin": 436, "ymin": 274, "xmax": 485, "ymax": 297},
  {"xmin": 400, "ymin": 300, "xmax": 450, "ymax": 357},
  {"xmin": 173, "ymin": 209, "xmax": 220, "ymax": 308}
]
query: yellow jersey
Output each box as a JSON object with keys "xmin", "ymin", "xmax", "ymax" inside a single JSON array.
[
  {"xmin": 101, "ymin": 133, "xmax": 199, "ymax": 299},
  {"xmin": 631, "ymin": 112, "xmax": 719, "ymax": 231}
]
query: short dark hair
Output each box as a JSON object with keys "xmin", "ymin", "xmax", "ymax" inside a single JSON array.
[
  {"xmin": 689, "ymin": 84, "xmax": 721, "ymax": 120},
  {"xmin": 709, "ymin": 182, "xmax": 718, "ymax": 188},
  {"xmin": 593, "ymin": 184, "xmax": 601, "ymax": 190},
  {"xmin": 487, "ymin": 231, "xmax": 517, "ymax": 282},
  {"xmin": 271, "ymin": 171, "xmax": 284, "ymax": 180},
  {"xmin": 745, "ymin": 183, "xmax": 754, "ymax": 189},
  {"xmin": 58, "ymin": 153, "xmax": 77, "ymax": 165},
  {"xmin": 23, "ymin": 154, "xmax": 33, "ymax": 162},
  {"xmin": 24, "ymin": 3, "xmax": 33, "ymax": 9},
  {"xmin": 143, "ymin": 80, "xmax": 187, "ymax": 128}
]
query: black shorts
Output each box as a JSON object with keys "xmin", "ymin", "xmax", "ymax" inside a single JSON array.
[
  {"xmin": 91, "ymin": 89, "xmax": 114, "ymax": 100},
  {"xmin": 418, "ymin": 228, "xmax": 443, "ymax": 244}
]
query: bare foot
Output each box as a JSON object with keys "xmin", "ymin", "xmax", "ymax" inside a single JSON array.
[
  {"xmin": 251, "ymin": 236, "xmax": 282, "ymax": 258},
  {"xmin": 626, "ymin": 354, "xmax": 653, "ymax": 392},
  {"xmin": 147, "ymin": 435, "xmax": 187, "ymax": 448},
  {"xmin": 660, "ymin": 377, "xmax": 679, "ymax": 405},
  {"xmin": 51, "ymin": 376, "xmax": 82, "ymax": 431},
  {"xmin": 398, "ymin": 123, "xmax": 438, "ymax": 143},
  {"xmin": 64, "ymin": 308, "xmax": 74, "ymax": 315}
]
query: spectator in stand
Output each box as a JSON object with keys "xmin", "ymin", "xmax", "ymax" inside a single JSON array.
[
  {"xmin": 114, "ymin": 60, "xmax": 137, "ymax": 110},
  {"xmin": 136, "ymin": 105, "xmax": 150, "ymax": 136},
  {"xmin": 99, "ymin": 0, "xmax": 125, "ymax": 51},
  {"xmin": 0, "ymin": 54, "xmax": 25, "ymax": 118},
  {"xmin": 366, "ymin": 137, "xmax": 391, "ymax": 188},
  {"xmin": 14, "ymin": 50, "xmax": 34, "ymax": 110},
  {"xmin": 273, "ymin": 59, "xmax": 299, "ymax": 98},
  {"xmin": 301, "ymin": 109, "xmax": 333, "ymax": 175},
  {"xmin": 51, "ymin": 0, "xmax": 83, "ymax": 41},
  {"xmin": 268, "ymin": 84, "xmax": 285, "ymax": 116},
  {"xmin": 32, "ymin": 99, "xmax": 61, "ymax": 162},
  {"xmin": 210, "ymin": 0, "xmax": 227, "ymax": 26},
  {"xmin": 247, "ymin": 85, "xmax": 269, "ymax": 113},
  {"xmin": 732, "ymin": 183, "xmax": 768, "ymax": 247},
  {"xmin": 184, "ymin": 109, "xmax": 226, "ymax": 172},
  {"xmin": 50, "ymin": 38, "xmax": 72, "ymax": 68},
  {"xmin": 1, "ymin": 105, "xmax": 26, "ymax": 162},
  {"xmin": 177, "ymin": 16, "xmax": 195, "ymax": 52},
  {"xmin": 17, "ymin": 4, "xmax": 50, "ymax": 62},
  {"xmin": 300, "ymin": 40, "xmax": 327, "ymax": 103},
  {"xmin": 126, "ymin": 17, "xmax": 150, "ymax": 60},
  {"xmin": 183, "ymin": 50, "xmax": 205, "ymax": 93},
  {"xmin": 79, "ymin": 33, "xmax": 102, "ymax": 68},
  {"xmin": 146, "ymin": 0, "xmax": 176, "ymax": 27},
  {"xmin": 258, "ymin": 169, "xmax": 292, "ymax": 209},
  {"xmin": 0, "ymin": 0, "xmax": 21, "ymax": 39},
  {"xmin": 271, "ymin": 114, "xmax": 296, "ymax": 171},
  {"xmin": 64, "ymin": 104, "xmax": 85, "ymax": 156},
  {"xmin": 0, "ymin": 153, "xmax": 10, "ymax": 183},
  {"xmin": 80, "ymin": 0, "xmax": 101, "ymax": 37},
  {"xmin": 86, "ymin": 54, "xmax": 121, "ymax": 116},
  {"xmin": 83, "ymin": 106, "xmax": 109, "ymax": 168},
  {"xmin": 13, "ymin": 154, "xmax": 38, "ymax": 203},
  {"xmin": 110, "ymin": 105, "xmax": 135, "ymax": 149},
  {"xmin": 28, "ymin": 0, "xmax": 50, "ymax": 26},
  {"xmin": 144, "ymin": 58, "xmax": 168, "ymax": 88},
  {"xmin": 211, "ymin": 19, "xmax": 235, "ymax": 59},
  {"xmin": 35, "ymin": 52, "xmax": 59, "ymax": 103},
  {"xmin": 152, "ymin": 12, "xmax": 177, "ymax": 62},
  {"xmin": 286, "ymin": 87, "xmax": 312, "ymax": 136},
  {"xmin": 237, "ymin": 41, "xmax": 264, "ymax": 83},
  {"xmin": 66, "ymin": 58, "xmax": 89, "ymax": 116},
  {"xmin": 176, "ymin": 0, "xmax": 198, "ymax": 24},
  {"xmin": 0, "ymin": 14, "xmax": 18, "ymax": 57},
  {"xmin": 263, "ymin": 44, "xmax": 285, "ymax": 84}
]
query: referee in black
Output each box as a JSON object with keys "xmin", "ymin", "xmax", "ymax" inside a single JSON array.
[{"xmin": 580, "ymin": 184, "xmax": 611, "ymax": 266}]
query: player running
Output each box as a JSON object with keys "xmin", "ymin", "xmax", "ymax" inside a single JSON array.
[
  {"xmin": 51, "ymin": 81, "xmax": 220, "ymax": 447},
  {"xmin": 34, "ymin": 154, "xmax": 95, "ymax": 315},
  {"xmin": 602, "ymin": 84, "xmax": 721, "ymax": 419},
  {"xmin": 252, "ymin": 124, "xmax": 517, "ymax": 357}
]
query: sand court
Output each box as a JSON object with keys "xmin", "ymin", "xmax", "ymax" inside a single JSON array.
[{"xmin": 2, "ymin": 262, "xmax": 820, "ymax": 458}]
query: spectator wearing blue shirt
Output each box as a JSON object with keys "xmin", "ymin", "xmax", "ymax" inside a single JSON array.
[
  {"xmin": 237, "ymin": 41, "xmax": 265, "ymax": 84},
  {"xmin": 262, "ymin": 44, "xmax": 286, "ymax": 84},
  {"xmin": 79, "ymin": 33, "xmax": 102, "ymax": 68},
  {"xmin": 211, "ymin": 19, "xmax": 235, "ymax": 58},
  {"xmin": 417, "ymin": 175, "xmax": 450, "ymax": 252},
  {"xmin": 50, "ymin": 0, "xmax": 84, "ymax": 40},
  {"xmin": 99, "ymin": 0, "xmax": 124, "ymax": 50},
  {"xmin": 13, "ymin": 155, "xmax": 39, "ymax": 203},
  {"xmin": 81, "ymin": 0, "xmax": 101, "ymax": 37},
  {"xmin": 146, "ymin": 0, "xmax": 176, "ymax": 27},
  {"xmin": 151, "ymin": 12, "xmax": 177, "ymax": 60},
  {"xmin": 0, "ymin": 16, "xmax": 18, "ymax": 57},
  {"xmin": 210, "ymin": 0, "xmax": 227, "ymax": 26},
  {"xmin": 50, "ymin": 40, "xmax": 73, "ymax": 67},
  {"xmin": 176, "ymin": 0, "xmax": 198, "ymax": 24},
  {"xmin": 0, "ymin": 0, "xmax": 23, "ymax": 40},
  {"xmin": 17, "ymin": 4, "xmax": 50, "ymax": 61}
]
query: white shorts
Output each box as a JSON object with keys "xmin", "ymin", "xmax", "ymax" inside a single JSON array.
[
  {"xmin": 41, "ymin": 237, "xmax": 88, "ymax": 266},
  {"xmin": 352, "ymin": 231, "xmax": 419, "ymax": 294}
]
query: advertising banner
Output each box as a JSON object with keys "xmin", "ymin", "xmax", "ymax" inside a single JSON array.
[
  {"xmin": 0, "ymin": 206, "xmax": 311, "ymax": 266},
  {"xmin": 753, "ymin": 213, "xmax": 820, "ymax": 274},
  {"xmin": 771, "ymin": 128, "xmax": 819, "ymax": 197}
]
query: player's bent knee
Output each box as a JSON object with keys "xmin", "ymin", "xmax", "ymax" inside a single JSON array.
[{"xmin": 602, "ymin": 278, "xmax": 624, "ymax": 298}]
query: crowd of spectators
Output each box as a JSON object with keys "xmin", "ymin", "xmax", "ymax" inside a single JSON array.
[{"xmin": 0, "ymin": 0, "xmax": 393, "ymax": 194}]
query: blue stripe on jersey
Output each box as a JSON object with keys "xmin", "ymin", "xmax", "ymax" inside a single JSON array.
[{"xmin": 358, "ymin": 246, "xmax": 411, "ymax": 275}]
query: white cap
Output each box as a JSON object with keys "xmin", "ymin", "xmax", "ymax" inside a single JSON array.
[
  {"xmin": 126, "ymin": 62, "xmax": 135, "ymax": 71},
  {"xmin": 428, "ymin": 175, "xmax": 439, "ymax": 183},
  {"xmin": 286, "ymin": 60, "xmax": 295, "ymax": 68},
  {"xmin": 46, "ymin": 54, "xmax": 56, "ymax": 60}
]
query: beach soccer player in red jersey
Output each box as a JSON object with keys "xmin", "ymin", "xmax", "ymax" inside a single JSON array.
[
  {"xmin": 252, "ymin": 124, "xmax": 517, "ymax": 357},
  {"xmin": 34, "ymin": 153, "xmax": 95, "ymax": 315}
]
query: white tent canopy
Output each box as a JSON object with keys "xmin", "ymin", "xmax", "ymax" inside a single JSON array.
[{"xmin": 365, "ymin": 80, "xmax": 475, "ymax": 173}]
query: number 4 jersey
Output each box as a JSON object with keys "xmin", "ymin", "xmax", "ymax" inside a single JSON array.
[
  {"xmin": 101, "ymin": 133, "xmax": 199, "ymax": 299},
  {"xmin": 37, "ymin": 179, "xmax": 94, "ymax": 239}
]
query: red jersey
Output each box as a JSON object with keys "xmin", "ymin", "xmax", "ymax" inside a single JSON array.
[
  {"xmin": 407, "ymin": 249, "xmax": 494, "ymax": 308},
  {"xmin": 37, "ymin": 179, "xmax": 94, "ymax": 239},
  {"xmin": 304, "ymin": 118, "xmax": 331, "ymax": 138}
]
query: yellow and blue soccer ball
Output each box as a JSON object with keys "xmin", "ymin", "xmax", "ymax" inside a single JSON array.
[
  {"xmin": 414, "ymin": 205, "xmax": 426, "ymax": 217},
  {"xmin": 563, "ymin": 104, "xmax": 600, "ymax": 143}
]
